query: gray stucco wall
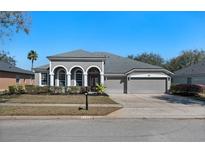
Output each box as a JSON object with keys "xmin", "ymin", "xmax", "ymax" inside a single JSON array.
[{"xmin": 51, "ymin": 61, "xmax": 103, "ymax": 74}]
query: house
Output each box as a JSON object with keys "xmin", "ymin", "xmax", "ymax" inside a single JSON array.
[
  {"xmin": 173, "ymin": 60, "xmax": 205, "ymax": 85},
  {"xmin": 0, "ymin": 61, "xmax": 34, "ymax": 91},
  {"xmin": 33, "ymin": 49, "xmax": 173, "ymax": 94}
]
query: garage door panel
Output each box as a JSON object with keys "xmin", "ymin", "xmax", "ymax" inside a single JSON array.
[
  {"xmin": 128, "ymin": 78, "xmax": 166, "ymax": 94},
  {"xmin": 105, "ymin": 77, "xmax": 125, "ymax": 94}
]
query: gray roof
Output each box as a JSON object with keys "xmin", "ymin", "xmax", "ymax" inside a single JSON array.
[
  {"xmin": 174, "ymin": 60, "xmax": 205, "ymax": 76},
  {"xmin": 33, "ymin": 64, "xmax": 49, "ymax": 72},
  {"xmin": 92, "ymin": 51, "xmax": 162, "ymax": 74},
  {"xmin": 36, "ymin": 49, "xmax": 170, "ymax": 74},
  {"xmin": 48, "ymin": 49, "xmax": 106, "ymax": 58},
  {"xmin": 0, "ymin": 61, "xmax": 34, "ymax": 75}
]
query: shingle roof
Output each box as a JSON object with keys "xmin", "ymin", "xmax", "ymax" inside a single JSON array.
[
  {"xmin": 36, "ymin": 49, "xmax": 165, "ymax": 74},
  {"xmin": 0, "ymin": 61, "xmax": 34, "ymax": 75},
  {"xmin": 48, "ymin": 49, "xmax": 106, "ymax": 58},
  {"xmin": 33, "ymin": 64, "xmax": 49, "ymax": 72},
  {"xmin": 174, "ymin": 60, "xmax": 205, "ymax": 76},
  {"xmin": 92, "ymin": 51, "xmax": 162, "ymax": 74}
]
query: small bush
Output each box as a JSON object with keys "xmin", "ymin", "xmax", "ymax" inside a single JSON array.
[
  {"xmin": 96, "ymin": 83, "xmax": 106, "ymax": 94},
  {"xmin": 25, "ymin": 85, "xmax": 37, "ymax": 94},
  {"xmin": 36, "ymin": 86, "xmax": 50, "ymax": 94},
  {"xmin": 16, "ymin": 85, "xmax": 25, "ymax": 94},
  {"xmin": 170, "ymin": 84, "xmax": 205, "ymax": 96},
  {"xmin": 8, "ymin": 85, "xmax": 17, "ymax": 94},
  {"xmin": 80, "ymin": 86, "xmax": 91, "ymax": 94},
  {"xmin": 68, "ymin": 86, "xmax": 81, "ymax": 94},
  {"xmin": 49, "ymin": 86, "xmax": 65, "ymax": 95}
]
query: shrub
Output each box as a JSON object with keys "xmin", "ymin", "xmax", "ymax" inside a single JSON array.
[
  {"xmin": 96, "ymin": 83, "xmax": 106, "ymax": 94},
  {"xmin": 68, "ymin": 86, "xmax": 81, "ymax": 94},
  {"xmin": 80, "ymin": 86, "xmax": 92, "ymax": 94},
  {"xmin": 25, "ymin": 85, "xmax": 37, "ymax": 94},
  {"xmin": 36, "ymin": 86, "xmax": 50, "ymax": 94},
  {"xmin": 8, "ymin": 85, "xmax": 17, "ymax": 94},
  {"xmin": 49, "ymin": 86, "xmax": 65, "ymax": 95},
  {"xmin": 170, "ymin": 84, "xmax": 205, "ymax": 96},
  {"xmin": 16, "ymin": 85, "xmax": 25, "ymax": 94}
]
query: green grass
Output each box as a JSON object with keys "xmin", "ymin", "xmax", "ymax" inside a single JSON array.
[
  {"xmin": 0, "ymin": 94, "xmax": 118, "ymax": 104},
  {"xmin": 0, "ymin": 106, "xmax": 121, "ymax": 116}
]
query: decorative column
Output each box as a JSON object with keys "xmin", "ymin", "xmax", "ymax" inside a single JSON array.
[
  {"xmin": 100, "ymin": 73, "xmax": 104, "ymax": 85},
  {"xmin": 67, "ymin": 73, "xmax": 71, "ymax": 86},
  {"xmin": 39, "ymin": 73, "xmax": 42, "ymax": 86},
  {"xmin": 50, "ymin": 73, "xmax": 54, "ymax": 86},
  {"xmin": 84, "ymin": 73, "xmax": 88, "ymax": 87}
]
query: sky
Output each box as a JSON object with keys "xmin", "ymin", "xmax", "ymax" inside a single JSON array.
[{"xmin": 1, "ymin": 11, "xmax": 205, "ymax": 70}]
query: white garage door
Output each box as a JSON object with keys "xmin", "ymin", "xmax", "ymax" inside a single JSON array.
[{"xmin": 127, "ymin": 78, "xmax": 167, "ymax": 94}]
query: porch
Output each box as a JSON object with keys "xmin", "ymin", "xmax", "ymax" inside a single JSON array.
[{"xmin": 48, "ymin": 66, "xmax": 104, "ymax": 88}]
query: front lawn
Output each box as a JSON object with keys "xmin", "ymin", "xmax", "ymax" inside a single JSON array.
[
  {"xmin": 0, "ymin": 106, "xmax": 120, "ymax": 116},
  {"xmin": 0, "ymin": 94, "xmax": 118, "ymax": 104}
]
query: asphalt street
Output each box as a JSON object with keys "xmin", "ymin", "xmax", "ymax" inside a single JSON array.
[{"xmin": 0, "ymin": 118, "xmax": 205, "ymax": 141}]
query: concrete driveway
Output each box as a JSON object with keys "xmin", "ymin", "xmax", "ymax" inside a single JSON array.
[{"xmin": 108, "ymin": 94, "xmax": 205, "ymax": 118}]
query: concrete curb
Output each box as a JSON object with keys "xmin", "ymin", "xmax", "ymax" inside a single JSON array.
[{"xmin": 1, "ymin": 115, "xmax": 205, "ymax": 120}]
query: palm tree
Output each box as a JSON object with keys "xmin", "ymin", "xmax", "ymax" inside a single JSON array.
[{"xmin": 27, "ymin": 50, "xmax": 38, "ymax": 70}]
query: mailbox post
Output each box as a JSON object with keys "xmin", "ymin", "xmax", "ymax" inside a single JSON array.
[{"xmin": 85, "ymin": 92, "xmax": 88, "ymax": 110}]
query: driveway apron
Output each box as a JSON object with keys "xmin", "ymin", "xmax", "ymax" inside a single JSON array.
[{"xmin": 108, "ymin": 94, "xmax": 205, "ymax": 118}]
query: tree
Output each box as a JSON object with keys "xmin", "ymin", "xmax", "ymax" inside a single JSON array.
[
  {"xmin": 0, "ymin": 12, "xmax": 31, "ymax": 66},
  {"xmin": 0, "ymin": 50, "xmax": 16, "ymax": 65},
  {"xmin": 165, "ymin": 49, "xmax": 205, "ymax": 72},
  {"xmin": 0, "ymin": 11, "xmax": 31, "ymax": 40},
  {"xmin": 128, "ymin": 52, "xmax": 165, "ymax": 66},
  {"xmin": 27, "ymin": 50, "xmax": 38, "ymax": 70}
]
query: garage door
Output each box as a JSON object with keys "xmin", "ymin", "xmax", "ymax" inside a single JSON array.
[
  {"xmin": 127, "ymin": 78, "xmax": 166, "ymax": 94},
  {"xmin": 104, "ymin": 77, "xmax": 125, "ymax": 94}
]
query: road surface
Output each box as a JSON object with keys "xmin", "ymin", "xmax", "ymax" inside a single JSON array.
[{"xmin": 0, "ymin": 118, "xmax": 205, "ymax": 141}]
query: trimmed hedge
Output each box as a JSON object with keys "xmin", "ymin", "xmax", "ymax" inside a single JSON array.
[
  {"xmin": 8, "ymin": 85, "xmax": 93, "ymax": 95},
  {"xmin": 8, "ymin": 85, "xmax": 25, "ymax": 94},
  {"xmin": 170, "ymin": 84, "xmax": 205, "ymax": 96}
]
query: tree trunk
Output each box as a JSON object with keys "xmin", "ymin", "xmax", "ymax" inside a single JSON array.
[{"xmin": 31, "ymin": 60, "xmax": 33, "ymax": 71}]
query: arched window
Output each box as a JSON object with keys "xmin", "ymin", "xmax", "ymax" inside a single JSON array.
[
  {"xmin": 75, "ymin": 70, "xmax": 83, "ymax": 86},
  {"xmin": 59, "ymin": 69, "xmax": 66, "ymax": 86}
]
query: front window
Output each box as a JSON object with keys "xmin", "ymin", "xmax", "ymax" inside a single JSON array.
[
  {"xmin": 76, "ymin": 70, "xmax": 82, "ymax": 86},
  {"xmin": 41, "ymin": 73, "xmax": 48, "ymax": 85},
  {"xmin": 16, "ymin": 75, "xmax": 20, "ymax": 84},
  {"xmin": 59, "ymin": 70, "xmax": 66, "ymax": 86}
]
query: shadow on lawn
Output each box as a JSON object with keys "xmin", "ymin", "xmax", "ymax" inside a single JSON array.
[{"xmin": 152, "ymin": 94, "xmax": 205, "ymax": 106}]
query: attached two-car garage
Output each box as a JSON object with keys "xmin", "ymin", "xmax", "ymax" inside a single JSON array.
[
  {"xmin": 104, "ymin": 71, "xmax": 170, "ymax": 94},
  {"xmin": 127, "ymin": 78, "xmax": 167, "ymax": 94}
]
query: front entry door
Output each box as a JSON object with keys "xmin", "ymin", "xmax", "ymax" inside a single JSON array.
[{"xmin": 89, "ymin": 75, "xmax": 100, "ymax": 91}]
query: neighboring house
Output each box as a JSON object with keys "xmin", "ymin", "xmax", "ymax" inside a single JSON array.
[
  {"xmin": 173, "ymin": 60, "xmax": 205, "ymax": 85},
  {"xmin": 33, "ymin": 49, "xmax": 173, "ymax": 94},
  {"xmin": 0, "ymin": 61, "xmax": 34, "ymax": 91}
]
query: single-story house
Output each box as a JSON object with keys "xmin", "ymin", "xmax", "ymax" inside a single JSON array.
[
  {"xmin": 0, "ymin": 61, "xmax": 34, "ymax": 91},
  {"xmin": 173, "ymin": 60, "xmax": 205, "ymax": 85},
  {"xmin": 33, "ymin": 49, "xmax": 173, "ymax": 94}
]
